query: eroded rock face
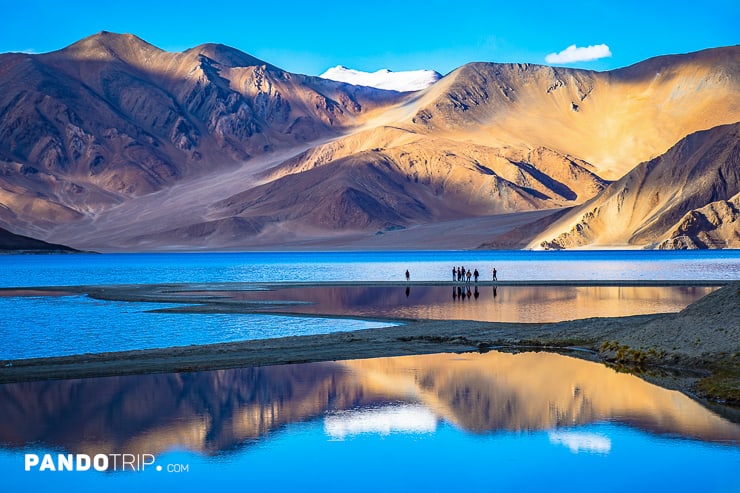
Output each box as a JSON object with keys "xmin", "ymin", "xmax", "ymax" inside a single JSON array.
[{"xmin": 657, "ymin": 193, "xmax": 740, "ymax": 249}]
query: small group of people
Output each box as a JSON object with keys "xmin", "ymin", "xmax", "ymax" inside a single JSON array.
[
  {"xmin": 452, "ymin": 266, "xmax": 498, "ymax": 283},
  {"xmin": 404, "ymin": 266, "xmax": 498, "ymax": 282},
  {"xmin": 453, "ymin": 266, "xmax": 478, "ymax": 283}
]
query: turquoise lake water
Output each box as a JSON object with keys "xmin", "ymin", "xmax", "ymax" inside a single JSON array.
[
  {"xmin": 0, "ymin": 295, "xmax": 393, "ymax": 359},
  {"xmin": 1, "ymin": 250, "xmax": 739, "ymax": 287}
]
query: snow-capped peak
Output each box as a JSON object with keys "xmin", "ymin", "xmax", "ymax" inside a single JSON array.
[{"xmin": 319, "ymin": 65, "xmax": 441, "ymax": 92}]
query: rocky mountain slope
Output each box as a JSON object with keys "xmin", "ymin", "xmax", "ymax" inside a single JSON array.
[
  {"xmin": 406, "ymin": 47, "xmax": 739, "ymax": 181},
  {"xmin": 656, "ymin": 192, "xmax": 740, "ymax": 249},
  {"xmin": 0, "ymin": 33, "xmax": 738, "ymax": 250},
  {"xmin": 531, "ymin": 123, "xmax": 740, "ymax": 249}
]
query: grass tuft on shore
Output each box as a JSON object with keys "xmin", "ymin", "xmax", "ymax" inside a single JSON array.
[{"xmin": 696, "ymin": 354, "xmax": 740, "ymax": 404}]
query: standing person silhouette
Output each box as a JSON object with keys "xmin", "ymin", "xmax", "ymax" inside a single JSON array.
[
  {"xmin": 466, "ymin": 269, "xmax": 472, "ymax": 283},
  {"xmin": 492, "ymin": 267, "xmax": 498, "ymax": 281},
  {"xmin": 405, "ymin": 269, "xmax": 410, "ymax": 282},
  {"xmin": 473, "ymin": 269, "xmax": 479, "ymax": 283},
  {"xmin": 452, "ymin": 267, "xmax": 456, "ymax": 282}
]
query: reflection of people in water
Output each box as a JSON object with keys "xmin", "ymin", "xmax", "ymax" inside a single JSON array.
[
  {"xmin": 474, "ymin": 286, "xmax": 479, "ymax": 299},
  {"xmin": 492, "ymin": 267, "xmax": 498, "ymax": 281},
  {"xmin": 457, "ymin": 286, "xmax": 463, "ymax": 299},
  {"xmin": 405, "ymin": 269, "xmax": 410, "ymax": 281},
  {"xmin": 452, "ymin": 287, "xmax": 457, "ymax": 300},
  {"xmin": 466, "ymin": 287, "xmax": 472, "ymax": 299},
  {"xmin": 405, "ymin": 286, "xmax": 410, "ymax": 297},
  {"xmin": 492, "ymin": 286, "xmax": 497, "ymax": 298}
]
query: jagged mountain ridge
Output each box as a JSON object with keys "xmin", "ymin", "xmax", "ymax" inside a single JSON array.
[{"xmin": 0, "ymin": 33, "xmax": 738, "ymax": 250}]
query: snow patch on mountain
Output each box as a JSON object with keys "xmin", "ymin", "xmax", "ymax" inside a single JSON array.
[{"xmin": 319, "ymin": 65, "xmax": 441, "ymax": 92}]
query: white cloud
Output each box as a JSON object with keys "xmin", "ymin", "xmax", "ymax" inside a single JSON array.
[{"xmin": 545, "ymin": 44, "xmax": 612, "ymax": 64}]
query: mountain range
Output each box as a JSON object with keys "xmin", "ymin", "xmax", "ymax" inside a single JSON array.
[{"xmin": 0, "ymin": 32, "xmax": 738, "ymax": 251}]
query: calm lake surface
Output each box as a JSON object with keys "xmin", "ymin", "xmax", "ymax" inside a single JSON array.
[
  {"xmin": 216, "ymin": 284, "xmax": 717, "ymax": 322},
  {"xmin": 0, "ymin": 250, "xmax": 737, "ymax": 359},
  {"xmin": 0, "ymin": 351, "xmax": 737, "ymax": 492},
  {"xmin": 1, "ymin": 250, "xmax": 739, "ymax": 287}
]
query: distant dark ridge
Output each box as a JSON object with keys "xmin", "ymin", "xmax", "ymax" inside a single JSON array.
[{"xmin": 0, "ymin": 227, "xmax": 80, "ymax": 253}]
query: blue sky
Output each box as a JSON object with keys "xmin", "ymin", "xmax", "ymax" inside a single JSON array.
[{"xmin": 1, "ymin": 0, "xmax": 738, "ymax": 76}]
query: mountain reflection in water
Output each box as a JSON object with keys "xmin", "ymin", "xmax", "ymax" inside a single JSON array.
[
  {"xmin": 185, "ymin": 285, "xmax": 716, "ymax": 322},
  {"xmin": 0, "ymin": 351, "xmax": 737, "ymax": 460}
]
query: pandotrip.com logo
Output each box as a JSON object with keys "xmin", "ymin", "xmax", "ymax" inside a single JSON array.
[{"xmin": 24, "ymin": 453, "xmax": 190, "ymax": 473}]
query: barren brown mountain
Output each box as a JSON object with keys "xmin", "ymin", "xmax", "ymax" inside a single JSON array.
[
  {"xmin": 0, "ymin": 32, "xmax": 403, "ymax": 242},
  {"xmin": 0, "ymin": 33, "xmax": 738, "ymax": 250},
  {"xmin": 407, "ymin": 48, "xmax": 739, "ymax": 180}
]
